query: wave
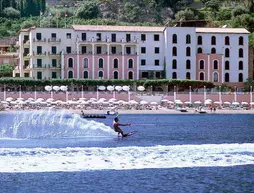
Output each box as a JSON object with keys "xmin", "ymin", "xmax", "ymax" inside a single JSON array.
[{"xmin": 0, "ymin": 143, "xmax": 253, "ymax": 172}]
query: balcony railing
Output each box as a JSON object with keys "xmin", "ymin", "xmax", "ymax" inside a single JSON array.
[
  {"xmin": 79, "ymin": 38, "xmax": 139, "ymax": 44},
  {"xmin": 48, "ymin": 51, "xmax": 61, "ymax": 56},
  {"xmin": 48, "ymin": 38, "xmax": 61, "ymax": 43},
  {"xmin": 33, "ymin": 51, "xmax": 47, "ymax": 56},
  {"xmin": 33, "ymin": 64, "xmax": 61, "ymax": 69},
  {"xmin": 33, "ymin": 38, "xmax": 47, "ymax": 43}
]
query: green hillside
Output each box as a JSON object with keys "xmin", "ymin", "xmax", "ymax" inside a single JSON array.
[{"xmin": 0, "ymin": 0, "xmax": 253, "ymax": 45}]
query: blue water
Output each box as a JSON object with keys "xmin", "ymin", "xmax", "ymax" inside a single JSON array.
[{"xmin": 0, "ymin": 111, "xmax": 254, "ymax": 192}]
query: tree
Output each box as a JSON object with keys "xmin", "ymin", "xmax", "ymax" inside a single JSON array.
[
  {"xmin": 175, "ymin": 9, "xmax": 197, "ymax": 21},
  {"xmin": 205, "ymin": 0, "xmax": 220, "ymax": 12},
  {"xmin": 232, "ymin": 6, "xmax": 249, "ymax": 17},
  {"xmin": 0, "ymin": 64, "xmax": 14, "ymax": 77},
  {"xmin": 3, "ymin": 7, "xmax": 20, "ymax": 18},
  {"xmin": 154, "ymin": 0, "xmax": 194, "ymax": 13},
  {"xmin": 244, "ymin": 0, "xmax": 254, "ymax": 12},
  {"xmin": 75, "ymin": 1, "xmax": 100, "ymax": 19}
]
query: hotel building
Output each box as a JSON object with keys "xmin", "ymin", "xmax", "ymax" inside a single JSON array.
[{"xmin": 14, "ymin": 25, "xmax": 250, "ymax": 87}]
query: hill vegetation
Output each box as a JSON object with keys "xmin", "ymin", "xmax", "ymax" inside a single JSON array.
[{"xmin": 0, "ymin": 0, "xmax": 253, "ymax": 46}]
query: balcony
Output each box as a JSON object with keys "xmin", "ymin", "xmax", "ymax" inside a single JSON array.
[
  {"xmin": 33, "ymin": 51, "xmax": 47, "ymax": 56},
  {"xmin": 48, "ymin": 38, "xmax": 61, "ymax": 43},
  {"xmin": 48, "ymin": 51, "xmax": 61, "ymax": 56},
  {"xmin": 33, "ymin": 64, "xmax": 61, "ymax": 69},
  {"xmin": 33, "ymin": 38, "xmax": 47, "ymax": 43},
  {"xmin": 33, "ymin": 64, "xmax": 47, "ymax": 69},
  {"xmin": 23, "ymin": 65, "xmax": 31, "ymax": 70},
  {"xmin": 78, "ymin": 38, "xmax": 139, "ymax": 45}
]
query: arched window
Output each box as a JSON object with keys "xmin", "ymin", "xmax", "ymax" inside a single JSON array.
[
  {"xmin": 239, "ymin": 73, "xmax": 243, "ymax": 82},
  {"xmin": 128, "ymin": 71, "xmax": 133, "ymax": 79},
  {"xmin": 211, "ymin": 36, "xmax": 216, "ymax": 45},
  {"xmin": 239, "ymin": 36, "xmax": 243, "ymax": 45},
  {"xmin": 225, "ymin": 73, "xmax": 230, "ymax": 82},
  {"xmin": 113, "ymin": 59, "xmax": 118, "ymax": 68},
  {"xmin": 128, "ymin": 59, "xmax": 133, "ymax": 68},
  {"xmin": 197, "ymin": 36, "xmax": 202, "ymax": 45},
  {"xmin": 225, "ymin": 36, "xmax": 230, "ymax": 45},
  {"xmin": 186, "ymin": 34, "xmax": 191, "ymax": 44},
  {"xmin": 213, "ymin": 60, "xmax": 218, "ymax": 70},
  {"xmin": 200, "ymin": 72, "xmax": 204, "ymax": 80},
  {"xmin": 186, "ymin": 47, "xmax": 191, "ymax": 56},
  {"xmin": 186, "ymin": 72, "xmax": 191, "ymax": 79},
  {"xmin": 213, "ymin": 72, "xmax": 218, "ymax": 82},
  {"xmin": 172, "ymin": 47, "xmax": 177, "ymax": 56},
  {"xmin": 98, "ymin": 58, "xmax": 103, "ymax": 68},
  {"xmin": 172, "ymin": 34, "xmax": 177, "ymax": 44},
  {"xmin": 172, "ymin": 72, "xmax": 177, "ymax": 79},
  {"xmin": 197, "ymin": 47, "xmax": 202, "ymax": 54},
  {"xmin": 83, "ymin": 71, "xmax": 88, "ymax": 78},
  {"xmin": 239, "ymin": 48, "xmax": 243, "ymax": 58},
  {"xmin": 114, "ymin": 71, "xmax": 118, "ymax": 79},
  {"xmin": 225, "ymin": 61, "xmax": 230, "ymax": 70},
  {"xmin": 186, "ymin": 60, "xmax": 191, "ymax": 69},
  {"xmin": 172, "ymin": 59, "xmax": 177, "ymax": 69},
  {"xmin": 99, "ymin": 71, "xmax": 103, "ymax": 78},
  {"xmin": 225, "ymin": 48, "xmax": 230, "ymax": 57},
  {"xmin": 84, "ymin": 58, "xmax": 88, "ymax": 68},
  {"xmin": 200, "ymin": 60, "xmax": 204, "ymax": 69},
  {"xmin": 68, "ymin": 71, "xmax": 73, "ymax": 78},
  {"xmin": 211, "ymin": 48, "xmax": 216, "ymax": 54},
  {"xmin": 239, "ymin": 61, "xmax": 243, "ymax": 70},
  {"xmin": 68, "ymin": 58, "xmax": 73, "ymax": 68}
]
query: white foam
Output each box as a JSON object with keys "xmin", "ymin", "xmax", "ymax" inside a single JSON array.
[{"xmin": 0, "ymin": 143, "xmax": 254, "ymax": 172}]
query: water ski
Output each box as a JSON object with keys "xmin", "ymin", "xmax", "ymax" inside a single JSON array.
[{"xmin": 122, "ymin": 131, "xmax": 137, "ymax": 137}]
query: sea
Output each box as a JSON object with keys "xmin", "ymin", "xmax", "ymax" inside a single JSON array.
[{"xmin": 0, "ymin": 110, "xmax": 254, "ymax": 193}]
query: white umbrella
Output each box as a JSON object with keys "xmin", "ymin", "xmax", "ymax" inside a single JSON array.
[
  {"xmin": 161, "ymin": 99, "xmax": 169, "ymax": 102},
  {"xmin": 129, "ymin": 100, "xmax": 138, "ymax": 105},
  {"xmin": 1, "ymin": 101, "xmax": 9, "ymax": 104},
  {"xmin": 184, "ymin": 101, "xmax": 192, "ymax": 104},
  {"xmin": 194, "ymin": 101, "xmax": 202, "ymax": 104},
  {"xmin": 167, "ymin": 101, "xmax": 174, "ymax": 104},
  {"xmin": 232, "ymin": 102, "xmax": 240, "ymax": 105},
  {"xmin": 98, "ymin": 86, "xmax": 106, "ymax": 91},
  {"xmin": 241, "ymin": 101, "xmax": 248, "ymax": 105},
  {"xmin": 140, "ymin": 100, "xmax": 148, "ymax": 105},
  {"xmin": 90, "ymin": 97, "xmax": 97, "ymax": 101},
  {"xmin": 214, "ymin": 101, "xmax": 222, "ymax": 104},
  {"xmin": 204, "ymin": 101, "xmax": 211, "ymax": 105},
  {"xmin": 107, "ymin": 86, "xmax": 114, "ymax": 91},
  {"xmin": 17, "ymin": 97, "xmax": 24, "ymax": 101},
  {"xmin": 150, "ymin": 101, "xmax": 158, "ymax": 105},
  {"xmin": 122, "ymin": 86, "xmax": 130, "ymax": 91},
  {"xmin": 115, "ymin": 86, "xmax": 122, "ymax": 91},
  {"xmin": 137, "ymin": 86, "xmax": 145, "ymax": 91},
  {"xmin": 223, "ymin": 101, "xmax": 231, "ymax": 105},
  {"xmin": 6, "ymin": 97, "xmax": 13, "ymax": 102},
  {"xmin": 79, "ymin": 98, "xmax": 86, "ymax": 100},
  {"xmin": 175, "ymin": 101, "xmax": 183, "ymax": 105},
  {"xmin": 250, "ymin": 102, "xmax": 254, "ymax": 105}
]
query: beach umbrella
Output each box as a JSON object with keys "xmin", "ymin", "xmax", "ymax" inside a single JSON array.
[
  {"xmin": 137, "ymin": 86, "xmax": 145, "ymax": 91},
  {"xmin": 161, "ymin": 99, "xmax": 169, "ymax": 102},
  {"xmin": 1, "ymin": 101, "xmax": 8, "ymax": 104},
  {"xmin": 194, "ymin": 101, "xmax": 202, "ymax": 104},
  {"xmin": 204, "ymin": 101, "xmax": 211, "ymax": 105},
  {"xmin": 214, "ymin": 101, "xmax": 222, "ymax": 104},
  {"xmin": 167, "ymin": 101, "xmax": 174, "ymax": 104},
  {"xmin": 53, "ymin": 86, "xmax": 60, "ymax": 92},
  {"xmin": 223, "ymin": 101, "xmax": 231, "ymax": 105},
  {"xmin": 98, "ymin": 86, "xmax": 106, "ymax": 91},
  {"xmin": 6, "ymin": 97, "xmax": 13, "ymax": 102},
  {"xmin": 232, "ymin": 102, "xmax": 240, "ymax": 105},
  {"xmin": 60, "ymin": 86, "xmax": 68, "ymax": 91},
  {"xmin": 140, "ymin": 100, "xmax": 148, "ymax": 105},
  {"xmin": 107, "ymin": 86, "xmax": 114, "ymax": 91},
  {"xmin": 184, "ymin": 101, "xmax": 192, "ymax": 104},
  {"xmin": 122, "ymin": 86, "xmax": 130, "ymax": 91},
  {"xmin": 115, "ymin": 86, "xmax": 122, "ymax": 91},
  {"xmin": 150, "ymin": 101, "xmax": 158, "ymax": 105},
  {"xmin": 241, "ymin": 101, "xmax": 248, "ymax": 105},
  {"xmin": 250, "ymin": 102, "xmax": 254, "ymax": 105}
]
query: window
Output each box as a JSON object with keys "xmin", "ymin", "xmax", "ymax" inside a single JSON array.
[
  {"xmin": 197, "ymin": 48, "xmax": 202, "ymax": 54},
  {"xmin": 155, "ymin": 47, "xmax": 159, "ymax": 54},
  {"xmin": 52, "ymin": 59, "xmax": 57, "ymax": 67},
  {"xmin": 213, "ymin": 72, "xmax": 218, "ymax": 82},
  {"xmin": 96, "ymin": 46, "xmax": 101, "ymax": 54},
  {"xmin": 225, "ymin": 73, "xmax": 230, "ymax": 82},
  {"xmin": 66, "ymin": 46, "xmax": 71, "ymax": 54},
  {"xmin": 172, "ymin": 47, "xmax": 177, "ymax": 56},
  {"xmin": 186, "ymin": 60, "xmax": 191, "ymax": 69},
  {"xmin": 186, "ymin": 34, "xmax": 191, "ymax": 44},
  {"xmin": 172, "ymin": 59, "xmax": 177, "ymax": 69},
  {"xmin": 96, "ymin": 33, "xmax": 101, "ymax": 41},
  {"xmin": 239, "ymin": 73, "xmax": 243, "ymax": 82},
  {"xmin": 186, "ymin": 47, "xmax": 191, "ymax": 56},
  {"xmin": 239, "ymin": 36, "xmax": 243, "ymax": 45},
  {"xmin": 81, "ymin": 46, "xmax": 86, "ymax": 54},
  {"xmin": 52, "ymin": 72, "xmax": 57, "ymax": 79},
  {"xmin": 37, "ymin": 71, "xmax": 42, "ymax": 79},
  {"xmin": 225, "ymin": 61, "xmax": 230, "ymax": 70},
  {"xmin": 81, "ymin": 33, "xmax": 86, "ymax": 41},
  {"xmin": 126, "ymin": 34, "xmax": 131, "ymax": 42},
  {"xmin": 172, "ymin": 72, "xmax": 177, "ymax": 79},
  {"xmin": 126, "ymin": 47, "xmax": 131, "ymax": 54},
  {"xmin": 211, "ymin": 36, "xmax": 216, "ymax": 45},
  {"xmin": 128, "ymin": 71, "xmax": 133, "ymax": 79},
  {"xmin": 211, "ymin": 48, "xmax": 216, "ymax": 54},
  {"xmin": 200, "ymin": 60, "xmax": 204, "ymax": 69},
  {"xmin": 128, "ymin": 59, "xmax": 133, "ymax": 68},
  {"xmin": 66, "ymin": 33, "xmax": 71, "ymax": 39},
  {"xmin": 113, "ymin": 59, "xmax": 118, "ymax": 68},
  {"xmin": 51, "ymin": 33, "xmax": 56, "ymax": 38},
  {"xmin": 36, "ymin": 33, "xmax": 41, "ymax": 40},
  {"xmin": 51, "ymin": 46, "xmax": 57, "ymax": 54},
  {"xmin": 114, "ymin": 71, "xmax": 118, "ymax": 79},
  {"xmin": 141, "ymin": 59, "xmax": 146, "ymax": 66},
  {"xmin": 213, "ymin": 60, "xmax": 218, "ymax": 70},
  {"xmin": 172, "ymin": 34, "xmax": 177, "ymax": 44},
  {"xmin": 200, "ymin": 72, "xmax": 204, "ymax": 80},
  {"xmin": 197, "ymin": 36, "xmax": 202, "ymax": 45},
  {"xmin": 68, "ymin": 71, "xmax": 73, "ymax": 78},
  {"xmin": 111, "ymin": 34, "xmax": 116, "ymax": 42},
  {"xmin": 84, "ymin": 58, "xmax": 88, "ymax": 68},
  {"xmin": 15, "ymin": 73, "xmax": 20, "ymax": 77},
  {"xmin": 24, "ymin": 73, "xmax": 29, "ymax": 77},
  {"xmin": 239, "ymin": 61, "xmax": 243, "ymax": 70},
  {"xmin": 186, "ymin": 72, "xmax": 191, "ymax": 79},
  {"xmin": 98, "ymin": 58, "xmax": 103, "ymax": 68},
  {"xmin": 68, "ymin": 58, "xmax": 73, "ymax": 68},
  {"xmin": 37, "ymin": 59, "xmax": 42, "ymax": 67},
  {"xmin": 99, "ymin": 71, "xmax": 103, "ymax": 78},
  {"xmin": 141, "ymin": 34, "xmax": 146, "ymax": 41},
  {"xmin": 225, "ymin": 48, "xmax": 230, "ymax": 57},
  {"xmin": 37, "ymin": 46, "xmax": 42, "ymax": 54},
  {"xmin": 155, "ymin": 72, "xmax": 160, "ymax": 78},
  {"xmin": 111, "ymin": 46, "xmax": 116, "ymax": 54},
  {"xmin": 225, "ymin": 36, "xmax": 230, "ymax": 45},
  {"xmin": 141, "ymin": 72, "xmax": 148, "ymax": 79},
  {"xmin": 154, "ymin": 60, "xmax": 159, "ymax": 66},
  {"xmin": 84, "ymin": 71, "xmax": 88, "ymax": 78},
  {"xmin": 141, "ymin": 47, "xmax": 146, "ymax": 54},
  {"xmin": 239, "ymin": 48, "xmax": 243, "ymax": 58},
  {"xmin": 154, "ymin": 34, "xmax": 159, "ymax": 41}
]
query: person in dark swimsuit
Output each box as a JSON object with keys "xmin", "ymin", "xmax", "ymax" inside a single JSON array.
[{"xmin": 113, "ymin": 117, "xmax": 130, "ymax": 137}]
